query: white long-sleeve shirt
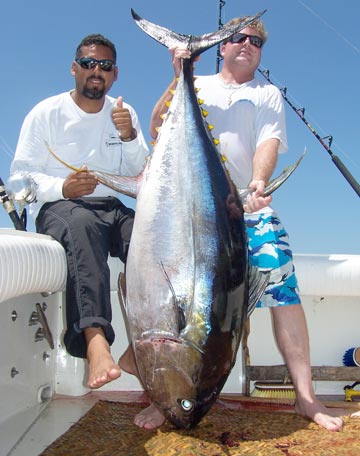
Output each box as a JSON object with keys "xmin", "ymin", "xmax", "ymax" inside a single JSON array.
[{"xmin": 11, "ymin": 91, "xmax": 149, "ymax": 219}]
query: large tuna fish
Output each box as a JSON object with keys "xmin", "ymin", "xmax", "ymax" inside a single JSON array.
[
  {"xmin": 119, "ymin": 9, "xmax": 270, "ymax": 430},
  {"xmin": 40, "ymin": 9, "xmax": 303, "ymax": 429}
]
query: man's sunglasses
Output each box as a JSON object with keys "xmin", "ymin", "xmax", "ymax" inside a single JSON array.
[
  {"xmin": 75, "ymin": 57, "xmax": 115, "ymax": 72},
  {"xmin": 228, "ymin": 33, "xmax": 263, "ymax": 49}
]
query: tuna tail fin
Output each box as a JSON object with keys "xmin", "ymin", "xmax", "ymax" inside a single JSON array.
[{"xmin": 131, "ymin": 9, "xmax": 266, "ymax": 58}]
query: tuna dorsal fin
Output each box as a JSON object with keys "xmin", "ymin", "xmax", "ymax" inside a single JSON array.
[
  {"xmin": 131, "ymin": 8, "xmax": 266, "ymax": 58},
  {"xmin": 247, "ymin": 266, "xmax": 269, "ymax": 317}
]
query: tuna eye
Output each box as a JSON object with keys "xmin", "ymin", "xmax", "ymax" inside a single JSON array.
[{"xmin": 180, "ymin": 399, "xmax": 194, "ymax": 411}]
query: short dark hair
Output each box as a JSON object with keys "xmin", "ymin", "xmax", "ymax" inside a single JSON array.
[{"xmin": 75, "ymin": 34, "xmax": 117, "ymax": 62}]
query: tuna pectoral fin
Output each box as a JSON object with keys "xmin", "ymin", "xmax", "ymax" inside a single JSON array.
[
  {"xmin": 45, "ymin": 140, "xmax": 140, "ymax": 198},
  {"xmin": 247, "ymin": 267, "xmax": 270, "ymax": 317},
  {"xmin": 238, "ymin": 149, "xmax": 306, "ymax": 204},
  {"xmin": 94, "ymin": 171, "xmax": 140, "ymax": 199},
  {"xmin": 159, "ymin": 262, "xmax": 186, "ymax": 332},
  {"xmin": 264, "ymin": 148, "xmax": 306, "ymax": 196}
]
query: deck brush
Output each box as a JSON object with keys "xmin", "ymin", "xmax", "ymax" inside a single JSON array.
[
  {"xmin": 343, "ymin": 347, "xmax": 360, "ymax": 367},
  {"xmin": 251, "ymin": 381, "xmax": 296, "ymax": 400}
]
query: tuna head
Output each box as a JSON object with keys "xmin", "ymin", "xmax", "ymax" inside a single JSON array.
[{"xmin": 135, "ymin": 333, "xmax": 234, "ymax": 429}]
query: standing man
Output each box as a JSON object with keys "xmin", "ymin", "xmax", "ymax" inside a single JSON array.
[
  {"xmin": 135, "ymin": 17, "xmax": 345, "ymax": 431},
  {"xmin": 11, "ymin": 34, "xmax": 148, "ymax": 389}
]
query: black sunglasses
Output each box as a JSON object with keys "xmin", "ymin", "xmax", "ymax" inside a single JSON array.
[
  {"xmin": 75, "ymin": 57, "xmax": 115, "ymax": 72},
  {"xmin": 228, "ymin": 33, "xmax": 263, "ymax": 49}
]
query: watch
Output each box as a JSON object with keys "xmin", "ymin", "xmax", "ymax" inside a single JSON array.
[{"xmin": 120, "ymin": 128, "xmax": 137, "ymax": 142}]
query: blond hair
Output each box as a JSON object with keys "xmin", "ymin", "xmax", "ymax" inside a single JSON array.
[{"xmin": 224, "ymin": 16, "xmax": 268, "ymax": 44}]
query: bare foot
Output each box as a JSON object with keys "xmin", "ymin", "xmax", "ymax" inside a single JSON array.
[
  {"xmin": 295, "ymin": 399, "xmax": 343, "ymax": 431},
  {"xmin": 134, "ymin": 404, "xmax": 166, "ymax": 430},
  {"xmin": 118, "ymin": 346, "xmax": 165, "ymax": 429},
  {"xmin": 85, "ymin": 327, "xmax": 121, "ymax": 389}
]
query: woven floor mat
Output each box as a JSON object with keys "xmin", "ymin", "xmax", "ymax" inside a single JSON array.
[{"xmin": 41, "ymin": 400, "xmax": 360, "ymax": 456}]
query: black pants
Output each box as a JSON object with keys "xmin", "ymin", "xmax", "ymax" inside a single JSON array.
[{"xmin": 36, "ymin": 197, "xmax": 134, "ymax": 358}]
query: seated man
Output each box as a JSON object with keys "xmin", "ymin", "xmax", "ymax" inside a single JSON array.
[{"xmin": 11, "ymin": 33, "xmax": 148, "ymax": 389}]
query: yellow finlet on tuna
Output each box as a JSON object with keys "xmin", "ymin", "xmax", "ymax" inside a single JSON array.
[{"xmin": 201, "ymin": 109, "xmax": 209, "ymax": 118}]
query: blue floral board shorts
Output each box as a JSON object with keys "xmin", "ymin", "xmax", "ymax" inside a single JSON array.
[{"xmin": 245, "ymin": 211, "xmax": 301, "ymax": 308}]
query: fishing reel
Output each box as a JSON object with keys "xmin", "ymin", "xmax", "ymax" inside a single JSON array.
[{"xmin": 0, "ymin": 171, "xmax": 37, "ymax": 231}]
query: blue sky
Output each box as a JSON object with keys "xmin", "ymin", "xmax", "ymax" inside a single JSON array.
[{"xmin": 0, "ymin": 0, "xmax": 359, "ymax": 254}]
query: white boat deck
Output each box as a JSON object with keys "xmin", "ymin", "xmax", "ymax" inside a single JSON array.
[
  {"xmin": 5, "ymin": 392, "xmax": 146, "ymax": 456},
  {"xmin": 4, "ymin": 395, "xmax": 96, "ymax": 456}
]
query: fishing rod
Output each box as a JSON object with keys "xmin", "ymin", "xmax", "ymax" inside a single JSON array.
[
  {"xmin": 259, "ymin": 68, "xmax": 360, "ymax": 198},
  {"xmin": 0, "ymin": 176, "xmax": 26, "ymax": 231},
  {"xmin": 215, "ymin": 0, "xmax": 226, "ymax": 73},
  {"xmin": 214, "ymin": 0, "xmax": 360, "ymax": 198}
]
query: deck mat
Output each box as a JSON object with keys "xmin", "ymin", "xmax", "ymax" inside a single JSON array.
[{"xmin": 41, "ymin": 400, "xmax": 360, "ymax": 456}]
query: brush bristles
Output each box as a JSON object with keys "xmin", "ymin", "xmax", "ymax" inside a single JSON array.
[
  {"xmin": 251, "ymin": 382, "xmax": 296, "ymax": 400},
  {"xmin": 343, "ymin": 347, "xmax": 360, "ymax": 367}
]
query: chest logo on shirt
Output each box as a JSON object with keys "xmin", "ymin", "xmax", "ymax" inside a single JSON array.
[{"xmin": 105, "ymin": 133, "xmax": 121, "ymax": 147}]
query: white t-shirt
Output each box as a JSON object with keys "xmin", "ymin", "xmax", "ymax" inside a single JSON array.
[
  {"xmin": 11, "ymin": 92, "xmax": 149, "ymax": 218},
  {"xmin": 195, "ymin": 74, "xmax": 288, "ymax": 190}
]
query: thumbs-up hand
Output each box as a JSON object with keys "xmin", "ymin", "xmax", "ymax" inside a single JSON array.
[{"xmin": 112, "ymin": 96, "xmax": 137, "ymax": 141}]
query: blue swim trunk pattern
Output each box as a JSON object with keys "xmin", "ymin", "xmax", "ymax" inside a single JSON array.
[{"xmin": 245, "ymin": 211, "xmax": 301, "ymax": 308}]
